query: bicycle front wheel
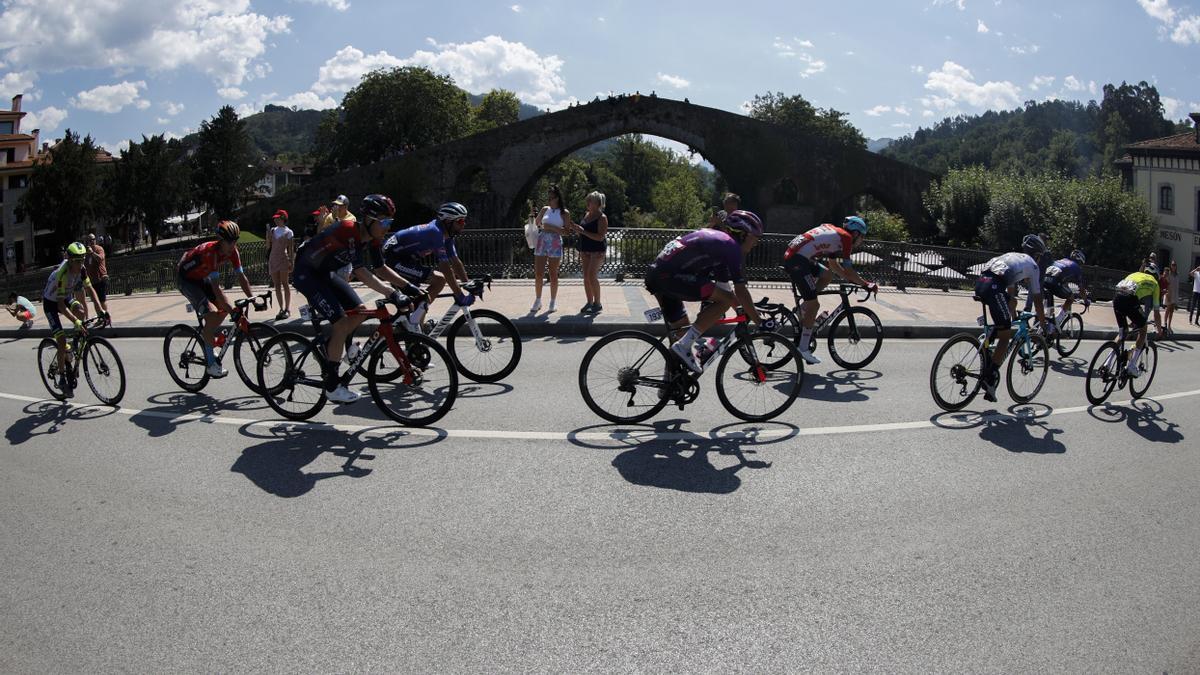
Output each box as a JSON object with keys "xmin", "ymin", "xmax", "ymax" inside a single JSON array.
[
  {"xmin": 827, "ymin": 306, "xmax": 884, "ymax": 369},
  {"xmin": 1085, "ymin": 342, "xmax": 1120, "ymax": 405},
  {"xmin": 257, "ymin": 332, "xmax": 327, "ymax": 421},
  {"xmin": 715, "ymin": 332, "xmax": 804, "ymax": 422},
  {"xmin": 446, "ymin": 309, "xmax": 522, "ymax": 383},
  {"xmin": 1055, "ymin": 313, "xmax": 1083, "ymax": 357},
  {"xmin": 233, "ymin": 322, "xmax": 278, "ymax": 394},
  {"xmin": 83, "ymin": 337, "xmax": 126, "ymax": 405},
  {"xmin": 37, "ymin": 338, "xmax": 68, "ymax": 401},
  {"xmin": 578, "ymin": 330, "xmax": 672, "ymax": 424},
  {"xmin": 367, "ymin": 333, "xmax": 458, "ymax": 426},
  {"xmin": 1128, "ymin": 340, "xmax": 1158, "ymax": 399},
  {"xmin": 929, "ymin": 333, "xmax": 983, "ymax": 412},
  {"xmin": 1007, "ymin": 334, "xmax": 1049, "ymax": 403},
  {"xmin": 163, "ymin": 324, "xmax": 209, "ymax": 393}
]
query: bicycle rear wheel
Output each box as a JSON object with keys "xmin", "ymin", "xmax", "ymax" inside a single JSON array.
[
  {"xmin": 1085, "ymin": 342, "xmax": 1120, "ymax": 405},
  {"xmin": 446, "ymin": 309, "xmax": 522, "ymax": 383},
  {"xmin": 257, "ymin": 332, "xmax": 328, "ymax": 421},
  {"xmin": 929, "ymin": 333, "xmax": 984, "ymax": 412},
  {"xmin": 83, "ymin": 337, "xmax": 126, "ymax": 405},
  {"xmin": 233, "ymin": 322, "xmax": 279, "ymax": 394},
  {"xmin": 578, "ymin": 330, "xmax": 672, "ymax": 424},
  {"xmin": 827, "ymin": 306, "xmax": 883, "ymax": 369},
  {"xmin": 1055, "ymin": 313, "xmax": 1083, "ymax": 357},
  {"xmin": 37, "ymin": 338, "xmax": 68, "ymax": 401},
  {"xmin": 1007, "ymin": 334, "xmax": 1049, "ymax": 403},
  {"xmin": 1128, "ymin": 341, "xmax": 1158, "ymax": 399},
  {"xmin": 715, "ymin": 332, "xmax": 804, "ymax": 422},
  {"xmin": 163, "ymin": 324, "xmax": 209, "ymax": 393},
  {"xmin": 366, "ymin": 333, "xmax": 458, "ymax": 426}
]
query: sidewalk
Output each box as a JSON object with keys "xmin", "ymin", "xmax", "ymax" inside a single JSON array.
[{"xmin": 4, "ymin": 279, "xmax": 1199, "ymax": 341}]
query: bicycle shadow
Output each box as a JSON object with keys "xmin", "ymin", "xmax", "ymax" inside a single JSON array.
[
  {"xmin": 325, "ymin": 382, "xmax": 459, "ymax": 423},
  {"xmin": 803, "ymin": 368, "xmax": 881, "ymax": 403},
  {"xmin": 931, "ymin": 403, "xmax": 1066, "ymax": 454},
  {"xmin": 231, "ymin": 422, "xmax": 445, "ymax": 497},
  {"xmin": 1087, "ymin": 399, "xmax": 1184, "ymax": 444},
  {"xmin": 1154, "ymin": 339, "xmax": 1194, "ymax": 354},
  {"xmin": 456, "ymin": 381, "xmax": 514, "ymax": 399},
  {"xmin": 4, "ymin": 400, "xmax": 117, "ymax": 446},
  {"xmin": 568, "ymin": 419, "xmax": 796, "ymax": 494},
  {"xmin": 1049, "ymin": 356, "xmax": 1088, "ymax": 378},
  {"xmin": 130, "ymin": 391, "xmax": 268, "ymax": 438}
]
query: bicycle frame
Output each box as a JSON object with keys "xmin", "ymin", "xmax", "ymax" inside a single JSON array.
[
  {"xmin": 335, "ymin": 302, "xmax": 420, "ymax": 387},
  {"xmin": 403, "ymin": 275, "xmax": 492, "ymax": 345}
]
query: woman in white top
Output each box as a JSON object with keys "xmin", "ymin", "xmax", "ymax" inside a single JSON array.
[
  {"xmin": 531, "ymin": 184, "xmax": 571, "ymax": 313},
  {"xmin": 1189, "ymin": 263, "xmax": 1200, "ymax": 326},
  {"xmin": 266, "ymin": 209, "xmax": 296, "ymax": 320}
]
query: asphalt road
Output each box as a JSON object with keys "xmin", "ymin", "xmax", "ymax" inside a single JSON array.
[{"xmin": 1, "ymin": 333, "xmax": 1198, "ymax": 672}]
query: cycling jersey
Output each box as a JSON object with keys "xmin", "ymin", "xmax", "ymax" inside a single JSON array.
[
  {"xmin": 295, "ymin": 219, "xmax": 369, "ymax": 275},
  {"xmin": 648, "ymin": 229, "xmax": 745, "ymax": 284},
  {"xmin": 178, "ymin": 241, "xmax": 243, "ymax": 283},
  {"xmin": 1115, "ymin": 272, "xmax": 1160, "ymax": 309},
  {"xmin": 784, "ymin": 224, "xmax": 854, "ymax": 262},
  {"xmin": 982, "ymin": 252, "xmax": 1041, "ymax": 295},
  {"xmin": 1045, "ymin": 258, "xmax": 1083, "ymax": 283},
  {"xmin": 382, "ymin": 221, "xmax": 458, "ymax": 264},
  {"xmin": 43, "ymin": 260, "xmax": 91, "ymax": 302}
]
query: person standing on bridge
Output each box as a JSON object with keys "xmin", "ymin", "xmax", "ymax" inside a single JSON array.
[
  {"xmin": 531, "ymin": 184, "xmax": 571, "ymax": 313},
  {"xmin": 572, "ymin": 191, "xmax": 608, "ymax": 313}
]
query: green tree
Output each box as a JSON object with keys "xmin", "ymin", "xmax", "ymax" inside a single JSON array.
[
  {"xmin": 748, "ymin": 92, "xmax": 866, "ymax": 149},
  {"xmin": 860, "ymin": 209, "xmax": 910, "ymax": 242},
  {"xmin": 191, "ymin": 105, "xmax": 262, "ymax": 218},
  {"xmin": 923, "ymin": 166, "xmax": 992, "ymax": 246},
  {"xmin": 19, "ymin": 129, "xmax": 105, "ymax": 252},
  {"xmin": 472, "ymin": 88, "xmax": 520, "ymax": 133},
  {"xmin": 606, "ymin": 135, "xmax": 672, "ymax": 209},
  {"xmin": 112, "ymin": 134, "xmax": 191, "ymax": 248},
  {"xmin": 651, "ymin": 166, "xmax": 706, "ymax": 228}
]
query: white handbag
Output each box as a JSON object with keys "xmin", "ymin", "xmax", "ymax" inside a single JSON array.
[{"xmin": 524, "ymin": 217, "xmax": 539, "ymax": 250}]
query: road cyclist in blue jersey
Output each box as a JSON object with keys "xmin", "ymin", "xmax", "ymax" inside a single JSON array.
[
  {"xmin": 1042, "ymin": 248, "xmax": 1089, "ymax": 328},
  {"xmin": 973, "ymin": 233, "xmax": 1050, "ymax": 402},
  {"xmin": 380, "ymin": 201, "xmax": 475, "ymax": 334}
]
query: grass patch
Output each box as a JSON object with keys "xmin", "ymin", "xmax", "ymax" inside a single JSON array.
[{"xmin": 238, "ymin": 230, "xmax": 264, "ymax": 244}]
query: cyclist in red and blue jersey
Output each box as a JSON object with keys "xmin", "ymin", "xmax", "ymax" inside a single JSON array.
[
  {"xmin": 292, "ymin": 193, "xmax": 425, "ymax": 403},
  {"xmin": 644, "ymin": 210, "xmax": 766, "ymax": 373},
  {"xmin": 1043, "ymin": 249, "xmax": 1088, "ymax": 326},
  {"xmin": 177, "ymin": 221, "xmax": 253, "ymax": 378},
  {"xmin": 380, "ymin": 201, "xmax": 473, "ymax": 331}
]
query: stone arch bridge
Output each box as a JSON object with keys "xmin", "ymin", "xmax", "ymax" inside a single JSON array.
[{"xmin": 246, "ymin": 96, "xmax": 935, "ymax": 235}]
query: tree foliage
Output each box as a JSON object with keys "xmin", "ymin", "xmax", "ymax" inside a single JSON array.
[
  {"xmin": 747, "ymin": 92, "xmax": 866, "ymax": 149},
  {"xmin": 191, "ymin": 105, "xmax": 261, "ymax": 219},
  {"xmin": 472, "ymin": 89, "xmax": 521, "ymax": 133},
  {"xmin": 19, "ymin": 129, "xmax": 105, "ymax": 249},
  {"xmin": 860, "ymin": 209, "xmax": 910, "ymax": 242},
  {"xmin": 111, "ymin": 134, "xmax": 191, "ymax": 247}
]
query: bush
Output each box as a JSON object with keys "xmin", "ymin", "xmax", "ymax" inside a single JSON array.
[{"xmin": 860, "ymin": 209, "xmax": 910, "ymax": 242}]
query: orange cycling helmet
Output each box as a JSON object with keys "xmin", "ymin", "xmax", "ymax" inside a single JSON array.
[{"xmin": 216, "ymin": 220, "xmax": 240, "ymax": 242}]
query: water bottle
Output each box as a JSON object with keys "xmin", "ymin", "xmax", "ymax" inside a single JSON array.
[
  {"xmin": 213, "ymin": 328, "xmax": 227, "ymax": 348},
  {"xmin": 299, "ymin": 304, "xmax": 311, "ymax": 320},
  {"xmin": 345, "ymin": 341, "xmax": 361, "ymax": 364},
  {"xmin": 694, "ymin": 337, "xmax": 718, "ymax": 365}
]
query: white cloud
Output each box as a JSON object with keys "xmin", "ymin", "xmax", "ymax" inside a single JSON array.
[
  {"xmin": 296, "ymin": 0, "xmax": 350, "ymax": 9},
  {"xmin": 1062, "ymin": 75, "xmax": 1085, "ymax": 92},
  {"xmin": 656, "ymin": 72, "xmax": 690, "ymax": 89},
  {"xmin": 1173, "ymin": 15, "xmax": 1200, "ymax": 43},
  {"xmin": 0, "ymin": 0, "xmax": 291, "ymax": 87},
  {"xmin": 269, "ymin": 91, "xmax": 338, "ymax": 110},
  {"xmin": 156, "ymin": 117, "xmax": 170, "ymax": 124},
  {"xmin": 510, "ymin": 4, "xmax": 522, "ymax": 12},
  {"xmin": 798, "ymin": 53, "xmax": 826, "ymax": 78},
  {"xmin": 923, "ymin": 60, "xmax": 1021, "ymax": 110},
  {"xmin": 865, "ymin": 105, "xmax": 892, "ymax": 116},
  {"xmin": 1029, "ymin": 75, "xmax": 1055, "ymax": 91},
  {"xmin": 218, "ymin": 87, "xmax": 247, "ymax": 100},
  {"xmin": 1162, "ymin": 96, "xmax": 1200, "ymax": 119},
  {"xmin": 1138, "ymin": 0, "xmax": 1176, "ymax": 23},
  {"xmin": 0, "ymin": 70, "xmax": 37, "ymax": 101},
  {"xmin": 1088, "ymin": 80, "xmax": 1097, "ymax": 95},
  {"xmin": 891, "ymin": 122, "xmax": 914, "ymax": 129},
  {"xmin": 910, "ymin": 65, "xmax": 925, "ymax": 74},
  {"xmin": 399, "ymin": 35, "xmax": 570, "ymax": 107},
  {"xmin": 23, "ymin": 105, "xmax": 67, "ymax": 132},
  {"xmin": 311, "ymin": 45, "xmax": 404, "ymax": 95},
  {"xmin": 772, "ymin": 36, "xmax": 825, "ymax": 77},
  {"xmin": 162, "ymin": 100, "xmax": 184, "ymax": 116},
  {"xmin": 895, "ymin": 105, "xmax": 911, "ymax": 116},
  {"xmin": 922, "ymin": 109, "xmax": 937, "ymax": 118},
  {"xmin": 931, "ymin": 0, "xmax": 967, "ymax": 9},
  {"xmin": 1008, "ymin": 44, "xmax": 1040, "ymax": 55},
  {"xmin": 977, "ymin": 19, "xmax": 989, "ymax": 33},
  {"xmin": 799, "ymin": 39, "xmax": 815, "ymax": 48},
  {"xmin": 99, "ymin": 138, "xmax": 131, "ymax": 155},
  {"xmin": 71, "ymin": 80, "xmax": 149, "ymax": 113}
]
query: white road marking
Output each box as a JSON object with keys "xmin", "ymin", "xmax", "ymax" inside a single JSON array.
[{"xmin": 2, "ymin": 388, "xmax": 1198, "ymax": 443}]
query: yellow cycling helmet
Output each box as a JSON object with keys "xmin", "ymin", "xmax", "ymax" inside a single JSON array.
[{"xmin": 66, "ymin": 241, "xmax": 87, "ymax": 258}]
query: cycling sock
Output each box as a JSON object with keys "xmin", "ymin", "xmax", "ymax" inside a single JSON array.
[
  {"xmin": 800, "ymin": 328, "xmax": 814, "ymax": 350},
  {"xmin": 677, "ymin": 326, "xmax": 700, "ymax": 349},
  {"xmin": 323, "ymin": 362, "xmax": 341, "ymax": 391},
  {"xmin": 203, "ymin": 343, "xmax": 216, "ymax": 366},
  {"xmin": 1130, "ymin": 347, "xmax": 1143, "ymax": 364}
]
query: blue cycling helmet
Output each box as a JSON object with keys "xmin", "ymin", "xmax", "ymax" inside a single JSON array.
[
  {"xmin": 842, "ymin": 216, "xmax": 868, "ymax": 236},
  {"xmin": 1069, "ymin": 249, "xmax": 1085, "ymax": 265}
]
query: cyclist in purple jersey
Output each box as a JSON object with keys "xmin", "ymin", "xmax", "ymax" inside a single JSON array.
[
  {"xmin": 644, "ymin": 211, "xmax": 766, "ymax": 373},
  {"xmin": 1042, "ymin": 249, "xmax": 1088, "ymax": 324},
  {"xmin": 381, "ymin": 202, "xmax": 473, "ymax": 330}
]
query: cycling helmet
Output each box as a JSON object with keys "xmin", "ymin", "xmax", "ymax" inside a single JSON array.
[
  {"xmin": 1145, "ymin": 263, "xmax": 1159, "ymax": 275},
  {"xmin": 842, "ymin": 216, "xmax": 869, "ymax": 236},
  {"xmin": 723, "ymin": 210, "xmax": 764, "ymax": 239},
  {"xmin": 361, "ymin": 194, "xmax": 396, "ymax": 219},
  {"xmin": 66, "ymin": 241, "xmax": 87, "ymax": 258},
  {"xmin": 1021, "ymin": 233, "xmax": 1046, "ymax": 256},
  {"xmin": 1069, "ymin": 249, "xmax": 1086, "ymax": 265},
  {"xmin": 437, "ymin": 202, "xmax": 468, "ymax": 222},
  {"xmin": 215, "ymin": 220, "xmax": 240, "ymax": 242}
]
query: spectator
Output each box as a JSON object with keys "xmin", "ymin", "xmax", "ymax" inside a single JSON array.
[
  {"xmin": 571, "ymin": 191, "xmax": 609, "ymax": 313},
  {"xmin": 5, "ymin": 292, "xmax": 36, "ymax": 329},
  {"xmin": 531, "ymin": 184, "xmax": 570, "ymax": 313},
  {"xmin": 722, "ymin": 192, "xmax": 741, "ymax": 214},
  {"xmin": 83, "ymin": 233, "xmax": 110, "ymax": 306},
  {"xmin": 1189, "ymin": 262, "xmax": 1200, "ymax": 326},
  {"xmin": 267, "ymin": 209, "xmax": 296, "ymax": 320},
  {"xmin": 302, "ymin": 209, "xmax": 321, "ymax": 245},
  {"xmin": 327, "ymin": 196, "xmax": 355, "ymax": 280},
  {"xmin": 1142, "ymin": 252, "xmax": 1158, "ymax": 275},
  {"xmin": 1161, "ymin": 260, "xmax": 1178, "ymax": 333}
]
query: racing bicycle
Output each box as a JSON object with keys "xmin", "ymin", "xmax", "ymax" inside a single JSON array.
[
  {"xmin": 929, "ymin": 310, "xmax": 1049, "ymax": 412},
  {"xmin": 754, "ymin": 282, "xmax": 883, "ymax": 369},
  {"xmin": 403, "ymin": 274, "xmax": 521, "ymax": 382},
  {"xmin": 163, "ymin": 291, "xmax": 277, "ymax": 394},
  {"xmin": 37, "ymin": 315, "xmax": 126, "ymax": 405},
  {"xmin": 1085, "ymin": 325, "xmax": 1158, "ymax": 405}
]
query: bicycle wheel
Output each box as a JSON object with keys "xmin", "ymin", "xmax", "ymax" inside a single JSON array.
[
  {"xmin": 1054, "ymin": 313, "xmax": 1083, "ymax": 357},
  {"xmin": 715, "ymin": 332, "xmax": 804, "ymax": 422},
  {"xmin": 578, "ymin": 330, "xmax": 673, "ymax": 424},
  {"xmin": 82, "ymin": 337, "xmax": 126, "ymax": 405},
  {"xmin": 446, "ymin": 308, "xmax": 522, "ymax": 383},
  {"xmin": 367, "ymin": 333, "xmax": 458, "ymax": 426},
  {"xmin": 826, "ymin": 306, "xmax": 884, "ymax": 369},
  {"xmin": 37, "ymin": 338, "xmax": 68, "ymax": 401},
  {"xmin": 257, "ymin": 332, "xmax": 328, "ymax": 421},
  {"xmin": 163, "ymin": 324, "xmax": 209, "ymax": 393},
  {"xmin": 232, "ymin": 322, "xmax": 278, "ymax": 394},
  {"xmin": 1128, "ymin": 340, "xmax": 1158, "ymax": 399},
  {"xmin": 1085, "ymin": 341, "xmax": 1120, "ymax": 405},
  {"xmin": 1007, "ymin": 334, "xmax": 1049, "ymax": 404},
  {"xmin": 757, "ymin": 305, "xmax": 801, "ymax": 369},
  {"xmin": 929, "ymin": 333, "xmax": 984, "ymax": 412}
]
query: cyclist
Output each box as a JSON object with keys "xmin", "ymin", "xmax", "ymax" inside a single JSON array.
[
  {"xmin": 43, "ymin": 242, "xmax": 109, "ymax": 392},
  {"xmin": 974, "ymin": 234, "xmax": 1049, "ymax": 402},
  {"xmin": 177, "ymin": 221, "xmax": 255, "ymax": 379},
  {"xmin": 644, "ymin": 210, "xmax": 766, "ymax": 373},
  {"xmin": 782, "ymin": 216, "xmax": 879, "ymax": 365},
  {"xmin": 380, "ymin": 202, "xmax": 474, "ymax": 332},
  {"xmin": 292, "ymin": 193, "xmax": 426, "ymax": 404},
  {"xmin": 1043, "ymin": 249, "xmax": 1088, "ymax": 328},
  {"xmin": 1112, "ymin": 269, "xmax": 1163, "ymax": 378}
]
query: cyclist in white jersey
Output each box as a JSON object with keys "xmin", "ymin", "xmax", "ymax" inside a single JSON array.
[{"xmin": 973, "ymin": 234, "xmax": 1048, "ymax": 402}]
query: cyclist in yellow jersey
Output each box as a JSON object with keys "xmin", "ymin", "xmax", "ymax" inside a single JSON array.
[
  {"xmin": 43, "ymin": 242, "xmax": 109, "ymax": 390},
  {"xmin": 1111, "ymin": 271, "xmax": 1163, "ymax": 378}
]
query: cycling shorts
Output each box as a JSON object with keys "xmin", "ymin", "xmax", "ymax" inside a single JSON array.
[
  {"xmin": 43, "ymin": 299, "xmax": 63, "ymax": 334},
  {"xmin": 293, "ymin": 263, "xmax": 361, "ymax": 323},
  {"xmin": 783, "ymin": 255, "xmax": 826, "ymax": 301},
  {"xmin": 388, "ymin": 256, "xmax": 434, "ymax": 284},
  {"xmin": 975, "ymin": 274, "xmax": 1012, "ymax": 328},
  {"xmin": 1042, "ymin": 276, "xmax": 1075, "ymax": 301},
  {"xmin": 1112, "ymin": 292, "xmax": 1150, "ymax": 331},
  {"xmin": 178, "ymin": 272, "xmax": 218, "ymax": 317},
  {"xmin": 644, "ymin": 265, "xmax": 715, "ymax": 323}
]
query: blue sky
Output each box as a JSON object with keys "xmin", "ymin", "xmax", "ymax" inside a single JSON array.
[{"xmin": 1, "ymin": 0, "xmax": 1198, "ymax": 154}]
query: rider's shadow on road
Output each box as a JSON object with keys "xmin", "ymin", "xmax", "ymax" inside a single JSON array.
[
  {"xmin": 1049, "ymin": 356, "xmax": 1088, "ymax": 378},
  {"xmin": 1088, "ymin": 399, "xmax": 1184, "ymax": 444},
  {"xmin": 5, "ymin": 401, "xmax": 116, "ymax": 446},
  {"xmin": 803, "ymin": 368, "xmax": 881, "ymax": 403},
  {"xmin": 933, "ymin": 404, "xmax": 1066, "ymax": 454},
  {"xmin": 231, "ymin": 422, "xmax": 445, "ymax": 498},
  {"xmin": 569, "ymin": 419, "xmax": 794, "ymax": 494},
  {"xmin": 129, "ymin": 391, "xmax": 267, "ymax": 438}
]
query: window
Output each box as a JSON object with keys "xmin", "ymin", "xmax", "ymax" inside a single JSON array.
[
  {"xmin": 10, "ymin": 175, "xmax": 26, "ymax": 189},
  {"xmin": 1159, "ymin": 184, "xmax": 1174, "ymax": 213},
  {"xmin": 0, "ymin": 121, "xmax": 12, "ymax": 134},
  {"xmin": 2, "ymin": 148, "xmax": 13, "ymax": 164}
]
